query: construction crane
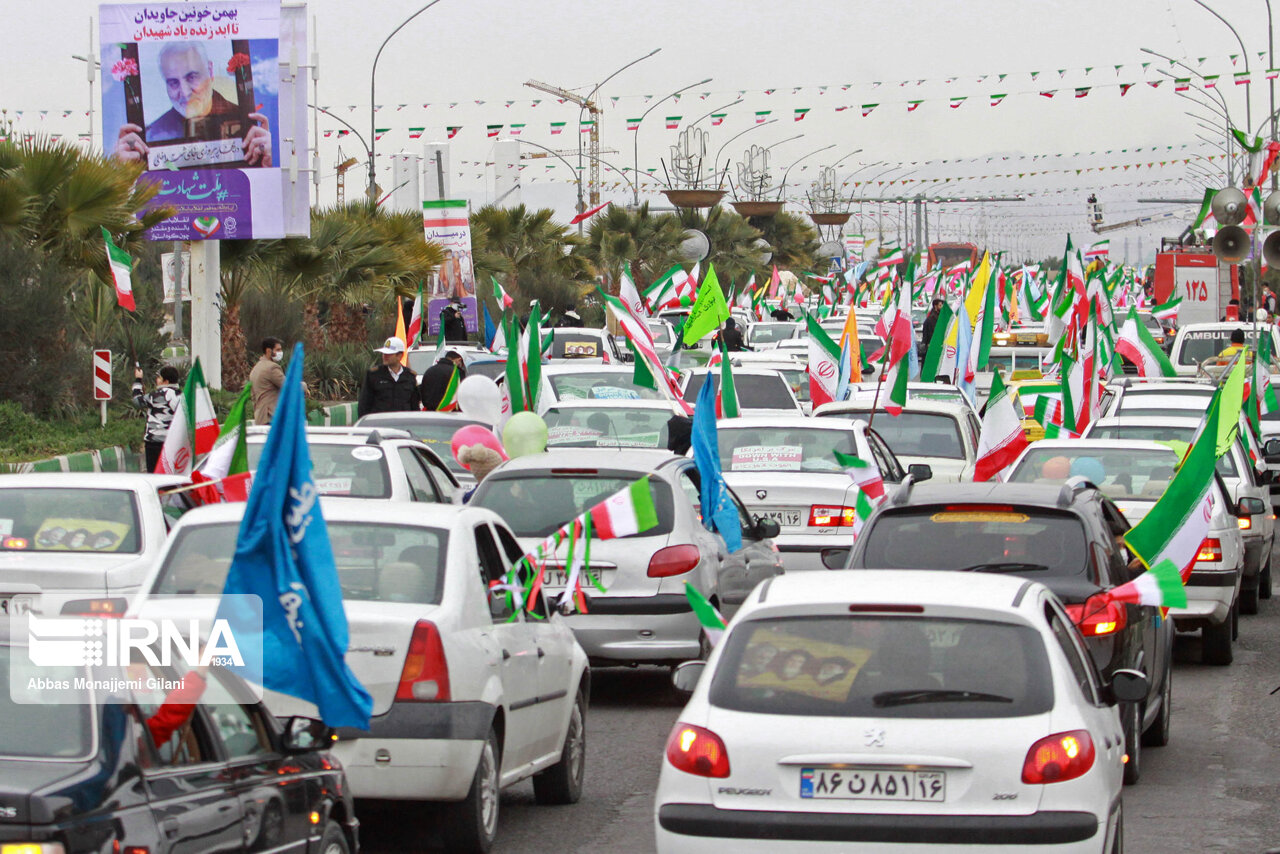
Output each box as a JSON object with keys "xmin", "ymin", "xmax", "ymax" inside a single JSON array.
[
  {"xmin": 524, "ymin": 78, "xmax": 602, "ymax": 208},
  {"xmin": 1091, "ymin": 208, "xmax": 1185, "ymax": 234},
  {"xmin": 334, "ymin": 148, "xmax": 358, "ymax": 206}
]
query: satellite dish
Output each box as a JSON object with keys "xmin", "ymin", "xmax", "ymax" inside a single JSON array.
[
  {"xmin": 679, "ymin": 229, "xmax": 710, "ymax": 263},
  {"xmin": 752, "ymin": 238, "xmax": 773, "ymax": 265}
]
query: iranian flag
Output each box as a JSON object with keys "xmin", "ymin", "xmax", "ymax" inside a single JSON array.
[
  {"xmin": 1116, "ymin": 305, "xmax": 1176, "ymax": 377},
  {"xmin": 1151, "ymin": 296, "xmax": 1182, "ymax": 322},
  {"xmin": 406, "ymin": 284, "xmax": 424, "ymax": 347},
  {"xmin": 600, "ymin": 290, "xmax": 691, "ymax": 413},
  {"xmin": 834, "ymin": 451, "xmax": 885, "ymax": 540},
  {"xmin": 589, "ymin": 476, "xmax": 659, "ymax": 538},
  {"xmin": 618, "ymin": 264, "xmax": 648, "ymax": 318},
  {"xmin": 1101, "ymin": 559, "xmax": 1188, "ymax": 609},
  {"xmin": 1084, "ymin": 240, "xmax": 1109, "ymax": 259},
  {"xmin": 973, "ymin": 372, "xmax": 1030, "ymax": 482},
  {"xmin": 101, "ymin": 227, "xmax": 136, "ymax": 311},
  {"xmin": 155, "ymin": 358, "xmax": 218, "ymax": 475},
  {"xmin": 626, "ymin": 117, "xmax": 642, "ymax": 131},
  {"xmin": 1124, "ymin": 400, "xmax": 1222, "ymax": 581},
  {"xmin": 436, "ymin": 365, "xmax": 460, "ymax": 411},
  {"xmin": 190, "ymin": 385, "xmax": 252, "ymax": 503},
  {"xmin": 878, "ymin": 246, "xmax": 905, "ymax": 267},
  {"xmin": 665, "ymin": 116, "xmax": 682, "ymax": 130},
  {"xmin": 755, "ymin": 110, "xmax": 771, "ymax": 123},
  {"xmin": 447, "ymin": 126, "xmax": 460, "ymax": 139},
  {"xmin": 492, "ymin": 276, "xmax": 514, "ymax": 310},
  {"xmin": 684, "ymin": 582, "xmax": 727, "ymax": 646},
  {"xmin": 408, "ymin": 127, "xmax": 424, "ymax": 139},
  {"xmin": 487, "ymin": 124, "xmax": 502, "ymax": 138},
  {"xmin": 806, "ymin": 314, "xmax": 841, "ymax": 407},
  {"xmin": 550, "ymin": 121, "xmax": 566, "ymax": 135},
  {"xmin": 716, "ymin": 339, "xmax": 740, "ymax": 418}
]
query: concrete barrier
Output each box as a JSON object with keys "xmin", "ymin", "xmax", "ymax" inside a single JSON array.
[{"xmin": 0, "ymin": 446, "xmax": 142, "ymax": 475}]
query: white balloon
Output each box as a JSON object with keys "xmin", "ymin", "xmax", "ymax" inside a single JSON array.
[{"xmin": 457, "ymin": 375, "xmax": 503, "ymax": 425}]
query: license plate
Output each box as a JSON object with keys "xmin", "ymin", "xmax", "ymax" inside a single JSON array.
[
  {"xmin": 759, "ymin": 508, "xmax": 803, "ymax": 527},
  {"xmin": 544, "ymin": 569, "xmax": 616, "ymax": 590},
  {"xmin": 800, "ymin": 768, "xmax": 946, "ymax": 801}
]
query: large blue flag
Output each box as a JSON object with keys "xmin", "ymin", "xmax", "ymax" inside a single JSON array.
[
  {"xmin": 219, "ymin": 343, "xmax": 373, "ymax": 728},
  {"xmin": 691, "ymin": 378, "xmax": 743, "ymax": 553}
]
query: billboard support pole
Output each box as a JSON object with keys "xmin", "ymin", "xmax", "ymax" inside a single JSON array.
[{"xmin": 189, "ymin": 240, "xmax": 222, "ymax": 390}]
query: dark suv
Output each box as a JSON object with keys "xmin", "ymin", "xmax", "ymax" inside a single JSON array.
[{"xmin": 839, "ymin": 479, "xmax": 1174, "ymax": 787}]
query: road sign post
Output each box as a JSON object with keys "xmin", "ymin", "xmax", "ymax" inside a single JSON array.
[{"xmin": 93, "ymin": 349, "xmax": 111, "ymax": 428}]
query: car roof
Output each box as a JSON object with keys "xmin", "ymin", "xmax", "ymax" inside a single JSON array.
[
  {"xmin": 718, "ymin": 415, "xmax": 860, "ymax": 430},
  {"xmin": 816, "ymin": 398, "xmax": 970, "ymax": 416},
  {"xmin": 491, "ymin": 448, "xmax": 684, "ymax": 474},
  {"xmin": 1019, "ymin": 439, "xmax": 1177, "ymax": 453},
  {"xmin": 886, "ymin": 480, "xmax": 1087, "ymax": 510},
  {"xmin": 0, "ymin": 472, "xmax": 189, "ymax": 489},
  {"xmin": 357, "ymin": 412, "xmax": 491, "ymax": 425},
  {"xmin": 1177, "ymin": 322, "xmax": 1259, "ymax": 332},
  {"xmin": 683, "ymin": 367, "xmax": 799, "ymax": 378},
  {"xmin": 246, "ymin": 429, "xmax": 415, "ymax": 443},
  {"xmin": 549, "ymin": 327, "xmax": 607, "ymax": 337},
  {"xmin": 168, "ymin": 496, "xmax": 499, "ymax": 530},
  {"xmin": 544, "ymin": 399, "xmax": 679, "ymax": 411},
  {"xmin": 1115, "ymin": 395, "xmax": 1206, "ymax": 408},
  {"xmin": 1091, "ymin": 415, "xmax": 1202, "ymax": 428},
  {"xmin": 542, "ymin": 364, "xmax": 634, "ymax": 376},
  {"xmin": 748, "ymin": 569, "xmax": 1043, "ymax": 616}
]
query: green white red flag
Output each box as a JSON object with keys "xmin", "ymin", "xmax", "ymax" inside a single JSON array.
[
  {"xmin": 407, "ymin": 284, "xmax": 424, "ymax": 347},
  {"xmin": 589, "ymin": 476, "xmax": 659, "ymax": 538},
  {"xmin": 101, "ymin": 227, "xmax": 135, "ymax": 312},
  {"xmin": 806, "ymin": 314, "xmax": 841, "ymax": 408},
  {"xmin": 1115, "ymin": 305, "xmax": 1177, "ymax": 378},
  {"xmin": 190, "ymin": 385, "xmax": 252, "ymax": 503},
  {"xmin": 684, "ymin": 581, "xmax": 727, "ymax": 646},
  {"xmin": 1150, "ymin": 295, "xmax": 1181, "ymax": 322},
  {"xmin": 156, "ymin": 358, "xmax": 218, "ymax": 475},
  {"xmin": 1101, "ymin": 559, "xmax": 1188, "ymax": 609},
  {"xmin": 492, "ymin": 276, "xmax": 514, "ymax": 309},
  {"xmin": 834, "ymin": 450, "xmax": 885, "ymax": 540},
  {"xmin": 973, "ymin": 371, "xmax": 1030, "ymax": 481}
]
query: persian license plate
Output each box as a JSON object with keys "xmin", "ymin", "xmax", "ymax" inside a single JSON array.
[
  {"xmin": 759, "ymin": 508, "xmax": 803, "ymax": 527},
  {"xmin": 544, "ymin": 569, "xmax": 616, "ymax": 590},
  {"xmin": 800, "ymin": 768, "xmax": 946, "ymax": 801}
]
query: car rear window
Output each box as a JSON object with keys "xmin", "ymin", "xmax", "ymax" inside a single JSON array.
[
  {"xmin": 247, "ymin": 443, "xmax": 390, "ymax": 498},
  {"xmin": 748, "ymin": 324, "xmax": 797, "ymax": 344},
  {"xmin": 0, "ymin": 488, "xmax": 142, "ymax": 554},
  {"xmin": 1088, "ymin": 426, "xmax": 1237, "ymax": 478},
  {"xmin": 355, "ymin": 418, "xmax": 486, "ymax": 474},
  {"xmin": 471, "ymin": 473, "xmax": 675, "ymax": 538},
  {"xmin": 551, "ymin": 334, "xmax": 605, "ymax": 359},
  {"xmin": 683, "ymin": 372, "xmax": 796, "ymax": 410},
  {"xmin": 545, "ymin": 406, "xmax": 671, "ymax": 449},
  {"xmin": 1, "ymin": 645, "xmax": 93, "ymax": 758},
  {"xmin": 820, "ymin": 412, "xmax": 964, "ymax": 460},
  {"xmin": 548, "ymin": 371, "xmax": 665, "ymax": 402},
  {"xmin": 709, "ymin": 616, "xmax": 1052, "ymax": 719},
  {"xmin": 859, "ymin": 507, "xmax": 1091, "ymax": 579},
  {"xmin": 1008, "ymin": 447, "xmax": 1181, "ymax": 500},
  {"xmin": 717, "ymin": 426, "xmax": 857, "ymax": 472},
  {"xmin": 153, "ymin": 522, "xmax": 449, "ymax": 605}
]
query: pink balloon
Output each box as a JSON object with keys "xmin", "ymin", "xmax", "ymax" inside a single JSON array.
[{"xmin": 451, "ymin": 425, "xmax": 508, "ymax": 468}]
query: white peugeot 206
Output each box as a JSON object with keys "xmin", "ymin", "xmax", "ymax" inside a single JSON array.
[{"xmin": 654, "ymin": 571, "xmax": 1144, "ymax": 854}]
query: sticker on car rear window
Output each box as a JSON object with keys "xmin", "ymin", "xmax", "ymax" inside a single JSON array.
[
  {"xmin": 736, "ymin": 628, "xmax": 873, "ymax": 703},
  {"xmin": 731, "ymin": 445, "xmax": 802, "ymax": 471},
  {"xmin": 929, "ymin": 511, "xmax": 1030, "ymax": 523},
  {"xmin": 351, "ymin": 447, "xmax": 383, "ymax": 461}
]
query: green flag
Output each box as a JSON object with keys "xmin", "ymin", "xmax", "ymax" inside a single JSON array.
[
  {"xmin": 681, "ymin": 264, "xmax": 730, "ymax": 346},
  {"xmin": 920, "ymin": 301, "xmax": 954, "ymax": 382}
]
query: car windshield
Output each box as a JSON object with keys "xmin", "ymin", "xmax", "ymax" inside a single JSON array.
[
  {"xmin": 248, "ymin": 443, "xmax": 390, "ymax": 498},
  {"xmin": 647, "ymin": 323, "xmax": 672, "ymax": 344},
  {"xmin": 467, "ymin": 361, "xmax": 506, "ymax": 381},
  {"xmin": 472, "ymin": 472, "xmax": 675, "ymax": 538},
  {"xmin": 825, "ymin": 412, "xmax": 965, "ymax": 460},
  {"xmin": 1089, "ymin": 425, "xmax": 1238, "ymax": 478},
  {"xmin": 548, "ymin": 371, "xmax": 666, "ymax": 402},
  {"xmin": 748, "ymin": 324, "xmax": 797, "ymax": 344},
  {"xmin": 780, "ymin": 368, "xmax": 809, "ymax": 403},
  {"xmin": 683, "ymin": 373, "xmax": 796, "ymax": 410},
  {"xmin": 544, "ymin": 406, "xmax": 671, "ymax": 449},
  {"xmin": 354, "ymin": 418, "xmax": 485, "ymax": 474},
  {"xmin": 0, "ymin": 645, "xmax": 93, "ymax": 757},
  {"xmin": 1008, "ymin": 447, "xmax": 1181, "ymax": 501},
  {"xmin": 985, "ymin": 354, "xmax": 1015, "ymax": 374},
  {"xmin": 1175, "ymin": 329, "xmax": 1273, "ymax": 365},
  {"xmin": 717, "ymin": 426, "xmax": 856, "ymax": 473},
  {"xmin": 0, "ymin": 488, "xmax": 142, "ymax": 554},
  {"xmin": 709, "ymin": 615, "xmax": 1052, "ymax": 719},
  {"xmin": 152, "ymin": 521, "xmax": 450, "ymax": 604},
  {"xmin": 859, "ymin": 507, "xmax": 1092, "ymax": 579}
]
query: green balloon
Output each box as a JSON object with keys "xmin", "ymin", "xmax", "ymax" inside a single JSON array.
[{"xmin": 503, "ymin": 412, "xmax": 549, "ymax": 458}]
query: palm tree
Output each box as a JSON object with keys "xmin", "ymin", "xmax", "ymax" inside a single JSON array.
[
  {"xmin": 578, "ymin": 202, "xmax": 684, "ymax": 293},
  {"xmin": 751, "ymin": 211, "xmax": 821, "ymax": 275},
  {"xmin": 471, "ymin": 204, "xmax": 592, "ymax": 315},
  {"xmin": 677, "ymin": 206, "xmax": 768, "ymax": 288},
  {"xmin": 220, "ymin": 238, "xmax": 284, "ymax": 389}
]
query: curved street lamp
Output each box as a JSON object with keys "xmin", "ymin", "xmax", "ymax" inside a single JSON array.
[
  {"xmin": 630, "ymin": 77, "xmax": 712, "ymax": 207},
  {"xmin": 773, "ymin": 143, "xmax": 836, "ymax": 201},
  {"xmin": 712, "ymin": 119, "xmax": 779, "ymax": 187},
  {"xmin": 576, "ymin": 49, "xmax": 660, "ymax": 224}
]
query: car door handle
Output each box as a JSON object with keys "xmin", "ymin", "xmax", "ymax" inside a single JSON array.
[
  {"xmin": 537, "ymin": 647, "xmax": 546, "ymax": 658},
  {"xmin": 502, "ymin": 648, "xmax": 511, "ymax": 661}
]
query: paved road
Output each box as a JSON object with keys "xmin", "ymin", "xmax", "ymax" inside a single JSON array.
[{"xmin": 363, "ymin": 594, "xmax": 1280, "ymax": 853}]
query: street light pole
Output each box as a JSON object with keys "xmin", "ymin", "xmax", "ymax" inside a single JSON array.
[
  {"xmin": 576, "ymin": 49, "xmax": 660, "ymax": 227},
  {"xmin": 774, "ymin": 143, "xmax": 835, "ymax": 203},
  {"xmin": 369, "ymin": 0, "xmax": 448, "ymax": 200},
  {"xmin": 631, "ymin": 77, "xmax": 712, "ymax": 207},
  {"xmin": 712, "ymin": 119, "xmax": 779, "ymax": 187},
  {"xmin": 516, "ymin": 138, "xmax": 639, "ymax": 203},
  {"xmin": 1189, "ymin": 0, "xmax": 1252, "ymax": 132}
]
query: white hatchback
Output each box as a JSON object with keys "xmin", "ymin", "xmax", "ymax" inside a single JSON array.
[
  {"xmin": 131, "ymin": 500, "xmax": 589, "ymax": 854},
  {"xmin": 654, "ymin": 571, "xmax": 1143, "ymax": 854}
]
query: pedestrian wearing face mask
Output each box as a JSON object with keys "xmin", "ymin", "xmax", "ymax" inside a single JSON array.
[{"xmin": 249, "ymin": 337, "xmax": 286, "ymax": 424}]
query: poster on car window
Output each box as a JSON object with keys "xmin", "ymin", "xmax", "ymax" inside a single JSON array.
[
  {"xmin": 730, "ymin": 445, "xmax": 803, "ymax": 471},
  {"xmin": 736, "ymin": 628, "xmax": 872, "ymax": 703},
  {"xmin": 424, "ymin": 199, "xmax": 479, "ymax": 333},
  {"xmin": 101, "ymin": 0, "xmax": 310, "ymax": 239}
]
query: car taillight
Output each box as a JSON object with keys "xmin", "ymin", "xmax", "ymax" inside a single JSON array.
[
  {"xmin": 1063, "ymin": 599, "xmax": 1128, "ymax": 637},
  {"xmin": 808, "ymin": 505, "xmax": 856, "ymax": 527},
  {"xmin": 1021, "ymin": 730, "xmax": 1096, "ymax": 784},
  {"xmin": 60, "ymin": 598, "xmax": 127, "ymax": 617},
  {"xmin": 648, "ymin": 545, "xmax": 701, "ymax": 578},
  {"xmin": 396, "ymin": 620, "xmax": 450, "ymax": 702},
  {"xmin": 1238, "ymin": 516, "xmax": 1252, "ymax": 530},
  {"xmin": 1195, "ymin": 538, "xmax": 1223, "ymax": 563},
  {"xmin": 665, "ymin": 723, "xmax": 730, "ymax": 778}
]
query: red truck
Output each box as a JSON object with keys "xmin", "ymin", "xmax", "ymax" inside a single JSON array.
[{"xmin": 1152, "ymin": 246, "xmax": 1240, "ymax": 325}]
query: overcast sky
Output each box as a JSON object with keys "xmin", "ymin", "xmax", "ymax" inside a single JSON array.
[{"xmin": 8, "ymin": 0, "xmax": 1276, "ymax": 261}]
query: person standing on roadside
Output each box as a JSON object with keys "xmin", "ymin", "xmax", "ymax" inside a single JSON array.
[
  {"xmin": 420, "ymin": 350, "xmax": 467, "ymax": 410},
  {"xmin": 249, "ymin": 337, "xmax": 285, "ymax": 424},
  {"xmin": 358, "ymin": 337, "xmax": 421, "ymax": 417},
  {"xmin": 132, "ymin": 365, "xmax": 181, "ymax": 472},
  {"xmin": 921, "ymin": 299, "xmax": 944, "ymax": 352}
]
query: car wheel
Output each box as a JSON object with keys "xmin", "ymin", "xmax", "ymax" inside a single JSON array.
[
  {"xmin": 440, "ymin": 729, "xmax": 501, "ymax": 854},
  {"xmin": 1240, "ymin": 580, "xmax": 1259, "ymax": 615},
  {"xmin": 1141, "ymin": 665, "xmax": 1171, "ymax": 748},
  {"xmin": 1260, "ymin": 557, "xmax": 1272, "ymax": 600},
  {"xmin": 533, "ymin": 690, "xmax": 586, "ymax": 805},
  {"xmin": 1202, "ymin": 615, "xmax": 1234, "ymax": 666},
  {"xmin": 1122, "ymin": 701, "xmax": 1141, "ymax": 785},
  {"xmin": 318, "ymin": 821, "xmax": 350, "ymax": 854}
]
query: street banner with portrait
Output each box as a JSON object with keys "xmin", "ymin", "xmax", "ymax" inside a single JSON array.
[
  {"xmin": 424, "ymin": 199, "xmax": 478, "ymax": 333},
  {"xmin": 100, "ymin": 0, "xmax": 309, "ymax": 240}
]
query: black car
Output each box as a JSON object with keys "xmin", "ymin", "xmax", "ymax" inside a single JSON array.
[
  {"xmin": 0, "ymin": 632, "xmax": 357, "ymax": 854},
  {"xmin": 837, "ymin": 479, "xmax": 1174, "ymax": 787}
]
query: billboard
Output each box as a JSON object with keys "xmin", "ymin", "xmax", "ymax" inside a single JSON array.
[
  {"xmin": 100, "ymin": 0, "xmax": 309, "ymax": 240},
  {"xmin": 423, "ymin": 199, "xmax": 478, "ymax": 333}
]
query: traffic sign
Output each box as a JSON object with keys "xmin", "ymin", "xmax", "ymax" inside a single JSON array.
[{"xmin": 93, "ymin": 350, "xmax": 111, "ymax": 401}]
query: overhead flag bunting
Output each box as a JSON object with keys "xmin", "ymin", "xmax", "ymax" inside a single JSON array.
[
  {"xmin": 374, "ymin": 128, "xmax": 390, "ymax": 140},
  {"xmin": 1075, "ymin": 87, "xmax": 1090, "ymax": 98},
  {"xmin": 906, "ymin": 100, "xmax": 923, "ymax": 111},
  {"xmin": 626, "ymin": 117, "xmax": 641, "ymax": 131},
  {"xmin": 580, "ymin": 119, "xmax": 595, "ymax": 134},
  {"xmin": 408, "ymin": 127, "xmax": 424, "ymax": 138},
  {"xmin": 794, "ymin": 108, "xmax": 810, "ymax": 121},
  {"xmin": 665, "ymin": 116, "xmax": 681, "ymax": 129},
  {"xmin": 509, "ymin": 123, "xmax": 525, "ymax": 136},
  {"xmin": 949, "ymin": 96, "xmax": 966, "ymax": 108},
  {"xmin": 990, "ymin": 93, "xmax": 1007, "ymax": 106},
  {"xmin": 486, "ymin": 124, "xmax": 502, "ymax": 138},
  {"xmin": 755, "ymin": 110, "xmax": 771, "ymax": 123},
  {"xmin": 446, "ymin": 126, "xmax": 460, "ymax": 139},
  {"xmin": 550, "ymin": 121, "xmax": 566, "ymax": 135},
  {"xmin": 862, "ymin": 103, "xmax": 878, "ymax": 116},
  {"xmin": 711, "ymin": 113, "xmax": 727, "ymax": 125}
]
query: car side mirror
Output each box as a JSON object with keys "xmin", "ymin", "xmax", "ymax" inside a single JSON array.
[
  {"xmin": 907, "ymin": 463, "xmax": 933, "ymax": 483},
  {"xmin": 820, "ymin": 547, "xmax": 850, "ymax": 570},
  {"xmin": 1265, "ymin": 438, "xmax": 1280, "ymax": 457},
  {"xmin": 672, "ymin": 660, "xmax": 706, "ymax": 694},
  {"xmin": 280, "ymin": 716, "xmax": 336, "ymax": 753},
  {"xmin": 753, "ymin": 517, "xmax": 781, "ymax": 539},
  {"xmin": 1105, "ymin": 668, "xmax": 1148, "ymax": 706},
  {"xmin": 1237, "ymin": 496, "xmax": 1267, "ymax": 516}
]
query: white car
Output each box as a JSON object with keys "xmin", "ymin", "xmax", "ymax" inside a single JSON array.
[
  {"xmin": 0, "ymin": 472, "xmax": 188, "ymax": 616},
  {"xmin": 546, "ymin": 326, "xmax": 626, "ymax": 364},
  {"xmin": 716, "ymin": 416, "xmax": 916, "ymax": 572},
  {"xmin": 543, "ymin": 399, "xmax": 684, "ymax": 450},
  {"xmin": 131, "ymin": 500, "xmax": 589, "ymax": 853},
  {"xmin": 537, "ymin": 364, "xmax": 676, "ymax": 413},
  {"xmin": 679, "ymin": 368, "xmax": 803, "ymax": 418},
  {"xmin": 355, "ymin": 411, "xmax": 495, "ymax": 487},
  {"xmin": 745, "ymin": 321, "xmax": 800, "ymax": 350},
  {"xmin": 726, "ymin": 357, "xmax": 811, "ymax": 413},
  {"xmin": 1167, "ymin": 322, "xmax": 1280, "ymax": 377},
  {"xmin": 655, "ymin": 571, "xmax": 1142, "ymax": 854},
  {"xmin": 813, "ymin": 399, "xmax": 980, "ymax": 483}
]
